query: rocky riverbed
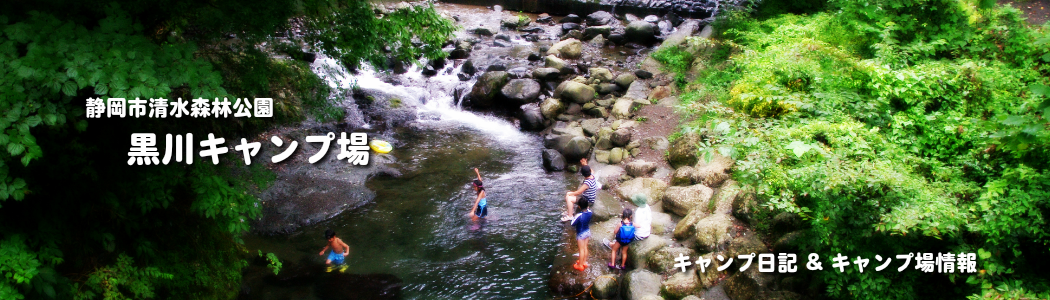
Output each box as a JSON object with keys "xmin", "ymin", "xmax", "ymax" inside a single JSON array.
[{"xmin": 243, "ymin": 2, "xmax": 816, "ymax": 299}]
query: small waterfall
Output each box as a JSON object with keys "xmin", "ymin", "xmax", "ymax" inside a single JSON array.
[{"xmin": 311, "ymin": 55, "xmax": 530, "ymax": 146}]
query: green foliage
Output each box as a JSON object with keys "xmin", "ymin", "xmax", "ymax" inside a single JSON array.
[
  {"xmin": 306, "ymin": 2, "xmax": 456, "ymax": 70},
  {"xmin": 0, "ymin": 0, "xmax": 457, "ymax": 299},
  {"xmin": 651, "ymin": 46, "xmax": 693, "ymax": 87},
  {"xmin": 665, "ymin": 0, "xmax": 1050, "ymax": 298},
  {"xmin": 258, "ymin": 251, "xmax": 282, "ymax": 275}
]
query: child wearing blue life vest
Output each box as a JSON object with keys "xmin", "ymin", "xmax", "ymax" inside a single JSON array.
[
  {"xmin": 471, "ymin": 168, "xmax": 488, "ymax": 220},
  {"xmin": 319, "ymin": 229, "xmax": 350, "ymax": 272},
  {"xmin": 570, "ymin": 198, "xmax": 593, "ymax": 271},
  {"xmin": 608, "ymin": 208, "xmax": 635, "ymax": 270}
]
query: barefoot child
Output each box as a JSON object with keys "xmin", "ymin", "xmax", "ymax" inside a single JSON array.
[
  {"xmin": 609, "ymin": 208, "xmax": 635, "ymax": 270},
  {"xmin": 570, "ymin": 198, "xmax": 593, "ymax": 271},
  {"xmin": 563, "ymin": 166, "xmax": 598, "ymax": 221},
  {"xmin": 319, "ymin": 229, "xmax": 349, "ymax": 272},
  {"xmin": 471, "ymin": 168, "xmax": 488, "ymax": 219}
]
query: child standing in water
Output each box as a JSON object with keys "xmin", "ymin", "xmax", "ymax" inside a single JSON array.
[
  {"xmin": 319, "ymin": 229, "xmax": 350, "ymax": 272},
  {"xmin": 471, "ymin": 168, "xmax": 488, "ymax": 220},
  {"xmin": 570, "ymin": 198, "xmax": 593, "ymax": 271}
]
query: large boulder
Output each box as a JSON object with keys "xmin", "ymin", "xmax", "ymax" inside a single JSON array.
[
  {"xmin": 731, "ymin": 186, "xmax": 759, "ymax": 224},
  {"xmin": 628, "ymin": 235, "xmax": 671, "ymax": 269},
  {"xmin": 667, "ymin": 132, "xmax": 701, "ymax": 168},
  {"xmin": 773, "ymin": 231, "xmax": 804, "ymax": 254},
  {"xmin": 542, "ymin": 149, "xmax": 566, "ymax": 172},
  {"xmin": 662, "ymin": 185, "xmax": 714, "ymax": 217},
  {"xmin": 612, "ymin": 128, "xmax": 632, "ymax": 147},
  {"xmin": 540, "ymin": 98, "xmax": 566, "ymax": 120},
  {"xmin": 671, "ymin": 166, "xmax": 696, "ymax": 186},
  {"xmin": 712, "ymin": 181, "xmax": 741, "ymax": 215},
  {"xmin": 589, "ymin": 67, "xmax": 615, "ymax": 82},
  {"xmin": 549, "ymin": 38, "xmax": 583, "ymax": 59},
  {"xmin": 560, "ymin": 14, "xmax": 582, "ymax": 23},
  {"xmin": 500, "ymin": 79, "xmax": 541, "ymax": 105},
  {"xmin": 586, "ymin": 11, "xmax": 616, "ymax": 26},
  {"xmin": 726, "ymin": 233, "xmax": 767, "ymax": 260},
  {"xmin": 544, "ymin": 55, "xmax": 569, "ymax": 70},
  {"xmin": 554, "ymin": 81, "xmax": 596, "ymax": 104},
  {"xmin": 623, "ymin": 269, "xmax": 662, "ymax": 300},
  {"xmin": 533, "ymin": 67, "xmax": 561, "ymax": 81},
  {"xmin": 519, "ymin": 103, "xmax": 545, "ymax": 131},
  {"xmin": 647, "ymin": 246, "xmax": 696, "ymax": 274},
  {"xmin": 591, "ymin": 190, "xmax": 623, "ymax": 222},
  {"xmin": 581, "ymin": 119, "xmax": 603, "ymax": 137},
  {"xmin": 557, "ymin": 136, "xmax": 593, "ymax": 161},
  {"xmin": 615, "ymin": 73, "xmax": 638, "ymax": 88},
  {"xmin": 469, "ymin": 71, "xmax": 509, "ymax": 107},
  {"xmin": 591, "ymin": 274, "xmax": 619, "ymax": 299},
  {"xmin": 624, "ymin": 80, "xmax": 651, "ymax": 101},
  {"xmin": 649, "ymin": 211, "xmax": 676, "ymax": 236},
  {"xmin": 617, "ymin": 178, "xmax": 668, "ymax": 207},
  {"xmin": 612, "ymin": 98, "xmax": 638, "ymax": 119},
  {"xmin": 626, "ymin": 160, "xmax": 658, "ymax": 177},
  {"xmin": 661, "ymin": 271, "xmax": 701, "ymax": 299},
  {"xmin": 673, "ymin": 207, "xmax": 709, "ymax": 240},
  {"xmin": 692, "ymin": 151, "xmax": 733, "ymax": 187},
  {"xmin": 625, "ymin": 21, "xmax": 657, "ymax": 44},
  {"xmin": 694, "ymin": 214, "xmax": 734, "ymax": 252},
  {"xmin": 583, "ymin": 26, "xmax": 613, "ymax": 40},
  {"xmin": 695, "ymin": 252, "xmax": 725, "ymax": 290}
]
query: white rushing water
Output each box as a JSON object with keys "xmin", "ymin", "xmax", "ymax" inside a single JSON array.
[{"xmin": 311, "ymin": 55, "xmax": 530, "ymax": 146}]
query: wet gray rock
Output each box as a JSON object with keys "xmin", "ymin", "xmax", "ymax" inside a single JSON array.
[
  {"xmin": 561, "ymin": 22, "xmax": 583, "ymax": 32},
  {"xmin": 461, "ymin": 60, "xmax": 476, "ymax": 75},
  {"xmin": 487, "ymin": 63, "xmax": 508, "ymax": 71},
  {"xmin": 560, "ymin": 14, "xmax": 582, "ymax": 23},
  {"xmin": 536, "ymin": 15, "xmax": 554, "ymax": 24},
  {"xmin": 591, "ymin": 274, "xmax": 619, "ymax": 299},
  {"xmin": 549, "ymin": 38, "xmax": 583, "ymax": 59},
  {"xmin": 553, "ymin": 81, "xmax": 596, "ymax": 104},
  {"xmin": 472, "ymin": 27, "xmax": 494, "ymax": 36},
  {"xmin": 635, "ymin": 69, "xmax": 653, "ymax": 79},
  {"xmin": 644, "ymin": 15, "xmax": 660, "ymax": 23},
  {"xmin": 625, "ymin": 80, "xmax": 651, "ymax": 100},
  {"xmin": 597, "ymin": 83, "xmax": 621, "ymax": 94},
  {"xmin": 581, "ymin": 118, "xmax": 603, "ymax": 137},
  {"xmin": 623, "ymin": 269, "xmax": 662, "ymax": 300},
  {"xmin": 586, "ymin": 11, "xmax": 615, "ymax": 26},
  {"xmin": 495, "ymin": 34, "xmax": 511, "ymax": 41},
  {"xmin": 507, "ymin": 67, "xmax": 531, "ymax": 79},
  {"xmin": 608, "ymin": 33, "xmax": 625, "ymax": 45},
  {"xmin": 449, "ymin": 48, "xmax": 469, "ymax": 59},
  {"xmin": 544, "ymin": 55, "xmax": 569, "ymax": 70},
  {"xmin": 519, "ymin": 103, "xmax": 545, "ymax": 131},
  {"xmin": 583, "ymin": 26, "xmax": 612, "ymax": 40},
  {"xmin": 615, "ymin": 73, "xmax": 638, "ymax": 88},
  {"xmin": 541, "ymin": 98, "xmax": 566, "ymax": 119},
  {"xmin": 469, "ymin": 71, "xmax": 509, "ymax": 107},
  {"xmin": 557, "ymin": 136, "xmax": 593, "ymax": 161},
  {"xmin": 662, "ymin": 184, "xmax": 714, "ymax": 217},
  {"xmin": 625, "ymin": 21, "xmax": 657, "ymax": 44},
  {"xmin": 501, "ymin": 15, "xmax": 531, "ymax": 29},
  {"xmin": 527, "ymin": 52, "xmax": 542, "ymax": 61},
  {"xmin": 521, "ymin": 26, "xmax": 544, "ymax": 33},
  {"xmin": 662, "ymin": 271, "xmax": 701, "ymax": 299},
  {"xmin": 533, "ymin": 67, "xmax": 561, "ymax": 81},
  {"xmin": 501, "ymin": 79, "xmax": 542, "ymax": 105},
  {"xmin": 542, "ymin": 149, "xmax": 567, "ymax": 172},
  {"xmin": 589, "ymin": 67, "xmax": 614, "ymax": 82},
  {"xmin": 626, "ymin": 160, "xmax": 658, "ymax": 177}
]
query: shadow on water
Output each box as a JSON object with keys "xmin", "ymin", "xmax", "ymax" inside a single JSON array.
[{"xmin": 243, "ymin": 120, "xmax": 576, "ymax": 299}]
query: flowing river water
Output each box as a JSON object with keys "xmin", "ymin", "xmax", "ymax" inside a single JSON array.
[{"xmin": 240, "ymin": 3, "xmax": 663, "ymax": 299}]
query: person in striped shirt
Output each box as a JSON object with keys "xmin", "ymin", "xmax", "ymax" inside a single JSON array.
[{"xmin": 563, "ymin": 165, "xmax": 599, "ymax": 221}]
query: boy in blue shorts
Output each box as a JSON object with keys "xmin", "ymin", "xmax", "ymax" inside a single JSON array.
[{"xmin": 319, "ymin": 229, "xmax": 349, "ymax": 272}]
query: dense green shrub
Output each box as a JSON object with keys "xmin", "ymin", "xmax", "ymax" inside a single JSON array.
[{"xmin": 666, "ymin": 1, "xmax": 1050, "ymax": 298}]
